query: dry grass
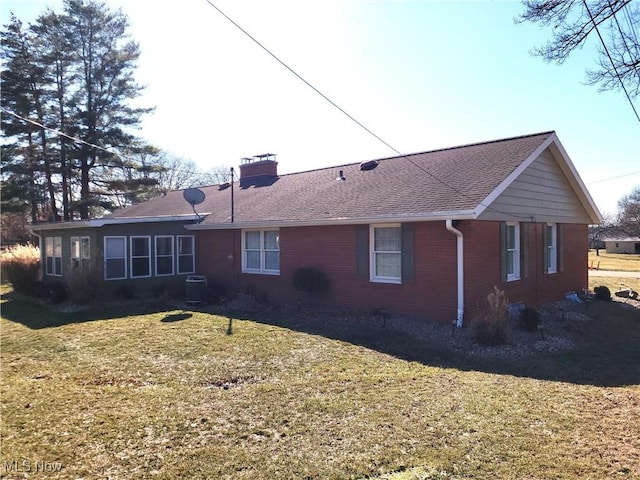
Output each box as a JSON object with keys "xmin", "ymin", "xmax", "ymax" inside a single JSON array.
[
  {"xmin": 1, "ymin": 286, "xmax": 639, "ymax": 480},
  {"xmin": 588, "ymin": 249, "xmax": 640, "ymax": 272},
  {"xmin": 589, "ymin": 276, "xmax": 640, "ymax": 295},
  {"xmin": 0, "ymin": 244, "xmax": 40, "ymax": 292}
]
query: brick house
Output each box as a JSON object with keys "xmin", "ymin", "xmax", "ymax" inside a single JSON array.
[{"xmin": 30, "ymin": 131, "xmax": 602, "ymax": 325}]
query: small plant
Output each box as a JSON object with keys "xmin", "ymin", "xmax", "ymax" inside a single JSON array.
[
  {"xmin": 594, "ymin": 285, "xmax": 612, "ymax": 301},
  {"xmin": 0, "ymin": 244, "xmax": 41, "ymax": 294},
  {"xmin": 520, "ymin": 307, "xmax": 540, "ymax": 332},
  {"xmin": 474, "ymin": 286, "xmax": 509, "ymax": 346},
  {"xmin": 292, "ymin": 267, "xmax": 329, "ymax": 302}
]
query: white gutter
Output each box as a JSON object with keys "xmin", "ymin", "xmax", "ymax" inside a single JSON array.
[
  {"xmin": 186, "ymin": 210, "xmax": 479, "ymax": 230},
  {"xmin": 445, "ymin": 219, "xmax": 464, "ymax": 327},
  {"xmin": 29, "ymin": 213, "xmax": 206, "ymax": 231}
]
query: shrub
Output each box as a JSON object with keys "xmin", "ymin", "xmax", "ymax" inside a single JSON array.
[
  {"xmin": 474, "ymin": 286, "xmax": 509, "ymax": 346},
  {"xmin": 67, "ymin": 263, "xmax": 102, "ymax": 305},
  {"xmin": 46, "ymin": 281, "xmax": 68, "ymax": 304},
  {"xmin": 594, "ymin": 285, "xmax": 611, "ymax": 301},
  {"xmin": 0, "ymin": 244, "xmax": 41, "ymax": 293},
  {"xmin": 292, "ymin": 267, "xmax": 330, "ymax": 300},
  {"xmin": 520, "ymin": 307, "xmax": 540, "ymax": 332}
]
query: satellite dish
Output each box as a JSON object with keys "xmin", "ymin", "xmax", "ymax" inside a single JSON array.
[
  {"xmin": 183, "ymin": 188, "xmax": 206, "ymax": 206},
  {"xmin": 183, "ymin": 188, "xmax": 206, "ymax": 223}
]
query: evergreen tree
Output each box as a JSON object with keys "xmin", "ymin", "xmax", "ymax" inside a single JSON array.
[
  {"xmin": 1, "ymin": 0, "xmax": 153, "ymax": 220},
  {"xmin": 62, "ymin": 0, "xmax": 152, "ymax": 218}
]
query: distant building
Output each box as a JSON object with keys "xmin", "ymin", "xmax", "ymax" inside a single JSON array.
[{"xmin": 604, "ymin": 237, "xmax": 640, "ymax": 254}]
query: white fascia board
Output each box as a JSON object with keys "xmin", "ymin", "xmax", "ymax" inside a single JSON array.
[
  {"xmin": 89, "ymin": 214, "xmax": 207, "ymax": 226},
  {"xmin": 546, "ymin": 136, "xmax": 604, "ymax": 224},
  {"xmin": 185, "ymin": 210, "xmax": 478, "ymax": 230},
  {"xmin": 474, "ymin": 134, "xmax": 556, "ymax": 218},
  {"xmin": 29, "ymin": 214, "xmax": 207, "ymax": 231},
  {"xmin": 30, "ymin": 221, "xmax": 91, "ymax": 231}
]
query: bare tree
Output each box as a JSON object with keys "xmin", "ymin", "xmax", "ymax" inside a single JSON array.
[
  {"xmin": 617, "ymin": 185, "xmax": 640, "ymax": 236},
  {"xmin": 518, "ymin": 0, "xmax": 640, "ymax": 98},
  {"xmin": 588, "ymin": 211, "xmax": 619, "ymax": 254}
]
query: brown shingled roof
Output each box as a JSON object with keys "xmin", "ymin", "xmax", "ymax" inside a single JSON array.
[{"xmin": 106, "ymin": 131, "xmax": 556, "ymax": 226}]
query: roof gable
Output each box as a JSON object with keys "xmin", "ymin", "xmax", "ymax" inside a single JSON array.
[{"xmin": 476, "ymin": 133, "xmax": 602, "ymax": 224}]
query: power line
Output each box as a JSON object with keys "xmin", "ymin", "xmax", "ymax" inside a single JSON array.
[
  {"xmin": 587, "ymin": 169, "xmax": 640, "ymax": 184},
  {"xmin": 622, "ymin": 2, "xmax": 639, "ymax": 46},
  {"xmin": 1, "ymin": 107, "xmax": 117, "ymax": 156},
  {"xmin": 607, "ymin": 0, "xmax": 636, "ymax": 72},
  {"xmin": 202, "ymin": 0, "xmax": 534, "ymax": 221},
  {"xmin": 583, "ymin": 0, "xmax": 640, "ymax": 122},
  {"xmin": 202, "ymin": 0, "xmax": 400, "ymax": 157}
]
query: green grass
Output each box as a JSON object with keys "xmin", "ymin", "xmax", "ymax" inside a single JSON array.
[
  {"xmin": 588, "ymin": 249, "xmax": 640, "ymax": 272},
  {"xmin": 1, "ymin": 287, "xmax": 639, "ymax": 479}
]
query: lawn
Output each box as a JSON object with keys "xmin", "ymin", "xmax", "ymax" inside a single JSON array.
[
  {"xmin": 1, "ymin": 287, "xmax": 639, "ymax": 480},
  {"xmin": 589, "ymin": 275, "xmax": 640, "ymax": 296},
  {"xmin": 588, "ymin": 249, "xmax": 640, "ymax": 272}
]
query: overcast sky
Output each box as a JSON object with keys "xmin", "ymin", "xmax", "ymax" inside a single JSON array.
[{"xmin": 2, "ymin": 0, "xmax": 639, "ymax": 215}]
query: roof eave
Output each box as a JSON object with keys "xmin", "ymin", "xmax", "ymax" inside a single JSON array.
[
  {"xmin": 29, "ymin": 213, "xmax": 206, "ymax": 231},
  {"xmin": 185, "ymin": 210, "xmax": 478, "ymax": 230}
]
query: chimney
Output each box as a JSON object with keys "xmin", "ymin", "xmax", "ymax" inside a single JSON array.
[{"xmin": 238, "ymin": 153, "xmax": 278, "ymax": 188}]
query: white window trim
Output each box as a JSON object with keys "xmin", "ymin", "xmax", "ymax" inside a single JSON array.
[
  {"xmin": 241, "ymin": 229, "xmax": 280, "ymax": 275},
  {"xmin": 506, "ymin": 222, "xmax": 520, "ymax": 282},
  {"xmin": 370, "ymin": 224, "xmax": 402, "ymax": 284},
  {"xmin": 130, "ymin": 236, "xmax": 152, "ymax": 279},
  {"xmin": 104, "ymin": 236, "xmax": 127, "ymax": 281},
  {"xmin": 45, "ymin": 236, "xmax": 63, "ymax": 277},
  {"xmin": 546, "ymin": 223, "xmax": 558, "ymax": 274},
  {"xmin": 177, "ymin": 235, "xmax": 195, "ymax": 275},
  {"xmin": 71, "ymin": 236, "xmax": 91, "ymax": 269},
  {"xmin": 155, "ymin": 235, "xmax": 174, "ymax": 277}
]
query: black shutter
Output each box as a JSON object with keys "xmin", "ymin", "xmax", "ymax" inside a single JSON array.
[
  {"xmin": 520, "ymin": 223, "xmax": 529, "ymax": 278},
  {"xmin": 356, "ymin": 224, "xmax": 369, "ymax": 278},
  {"xmin": 500, "ymin": 222, "xmax": 508, "ymax": 281},
  {"xmin": 542, "ymin": 224, "xmax": 549, "ymax": 275},
  {"xmin": 557, "ymin": 224, "xmax": 564, "ymax": 272},
  {"xmin": 401, "ymin": 223, "xmax": 415, "ymax": 284}
]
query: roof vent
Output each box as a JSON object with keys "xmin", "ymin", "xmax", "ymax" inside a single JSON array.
[
  {"xmin": 359, "ymin": 160, "xmax": 378, "ymax": 171},
  {"xmin": 336, "ymin": 170, "xmax": 346, "ymax": 181},
  {"xmin": 218, "ymin": 182, "xmax": 231, "ymax": 190}
]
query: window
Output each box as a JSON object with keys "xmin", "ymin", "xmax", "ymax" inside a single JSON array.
[
  {"xmin": 130, "ymin": 236, "xmax": 151, "ymax": 278},
  {"xmin": 177, "ymin": 236, "xmax": 195, "ymax": 274},
  {"xmin": 370, "ymin": 225, "xmax": 402, "ymax": 283},
  {"xmin": 545, "ymin": 223, "xmax": 557, "ymax": 274},
  {"xmin": 104, "ymin": 236, "xmax": 127, "ymax": 280},
  {"xmin": 242, "ymin": 230, "xmax": 279, "ymax": 274},
  {"xmin": 504, "ymin": 223, "xmax": 520, "ymax": 281},
  {"xmin": 155, "ymin": 236, "xmax": 174, "ymax": 276},
  {"xmin": 71, "ymin": 236, "xmax": 90, "ymax": 270},
  {"xmin": 45, "ymin": 237, "xmax": 62, "ymax": 276}
]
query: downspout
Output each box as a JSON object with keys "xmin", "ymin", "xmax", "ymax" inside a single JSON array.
[
  {"xmin": 445, "ymin": 219, "xmax": 464, "ymax": 327},
  {"xmin": 30, "ymin": 230, "xmax": 44, "ymax": 282}
]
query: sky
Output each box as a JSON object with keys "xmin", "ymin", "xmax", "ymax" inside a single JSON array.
[{"xmin": 2, "ymin": 0, "xmax": 639, "ymax": 216}]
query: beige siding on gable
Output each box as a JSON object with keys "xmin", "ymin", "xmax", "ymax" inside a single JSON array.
[{"xmin": 478, "ymin": 149, "xmax": 592, "ymax": 223}]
